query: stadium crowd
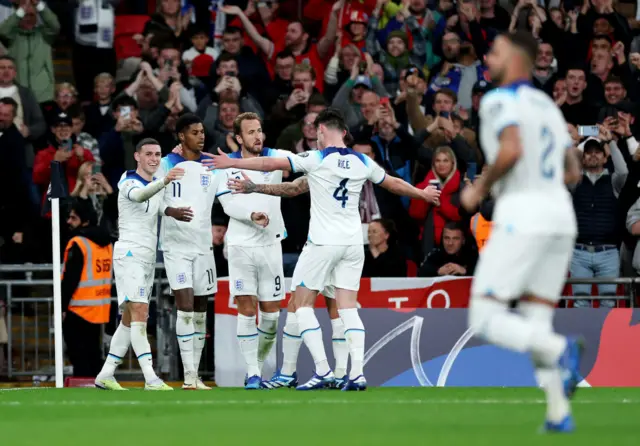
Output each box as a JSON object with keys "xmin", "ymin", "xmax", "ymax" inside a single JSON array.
[{"xmin": 0, "ymin": 0, "xmax": 639, "ymax": 305}]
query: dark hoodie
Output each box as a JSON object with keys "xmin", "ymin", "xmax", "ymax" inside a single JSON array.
[
  {"xmin": 418, "ymin": 235, "xmax": 479, "ymax": 278},
  {"xmin": 61, "ymin": 226, "xmax": 112, "ymax": 310}
]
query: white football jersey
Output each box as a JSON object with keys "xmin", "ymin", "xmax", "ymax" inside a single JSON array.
[
  {"xmin": 157, "ymin": 153, "xmax": 225, "ymax": 254},
  {"xmin": 479, "ymin": 80, "xmax": 577, "ymax": 235},
  {"xmin": 219, "ymin": 148, "xmax": 289, "ymax": 247},
  {"xmin": 288, "ymin": 147, "xmax": 386, "ymax": 245},
  {"xmin": 114, "ymin": 171, "xmax": 162, "ymax": 263}
]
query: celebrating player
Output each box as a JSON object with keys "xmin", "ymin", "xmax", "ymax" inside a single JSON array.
[
  {"xmin": 227, "ymin": 174, "xmax": 350, "ymax": 390},
  {"xmin": 95, "ymin": 138, "xmax": 191, "ymax": 391},
  {"xmin": 460, "ymin": 31, "xmax": 583, "ymax": 432},
  {"xmin": 204, "ymin": 108, "xmax": 440, "ymax": 391},
  {"xmin": 159, "ymin": 114, "xmax": 267, "ymax": 389},
  {"xmin": 216, "ymin": 112, "xmax": 291, "ymax": 389}
]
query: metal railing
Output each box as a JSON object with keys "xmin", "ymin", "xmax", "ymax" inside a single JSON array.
[
  {"xmin": 0, "ymin": 264, "xmax": 636, "ymax": 381},
  {"xmin": 0, "ymin": 263, "xmax": 214, "ymax": 382}
]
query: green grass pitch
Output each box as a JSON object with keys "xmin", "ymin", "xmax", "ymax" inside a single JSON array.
[{"xmin": 1, "ymin": 387, "xmax": 639, "ymax": 445}]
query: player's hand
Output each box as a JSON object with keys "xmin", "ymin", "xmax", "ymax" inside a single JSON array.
[
  {"xmin": 201, "ymin": 148, "xmax": 233, "ymax": 170},
  {"xmin": 227, "ymin": 172, "xmax": 257, "ymax": 194},
  {"xmin": 251, "ymin": 212, "xmax": 270, "ymax": 228},
  {"xmin": 163, "ymin": 167, "xmax": 185, "ymax": 185},
  {"xmin": 166, "ymin": 206, "xmax": 194, "ymax": 222},
  {"xmin": 422, "ymin": 185, "xmax": 441, "ymax": 204},
  {"xmin": 460, "ymin": 184, "xmax": 483, "ymax": 212},
  {"xmin": 172, "ymin": 144, "xmax": 183, "ymax": 155}
]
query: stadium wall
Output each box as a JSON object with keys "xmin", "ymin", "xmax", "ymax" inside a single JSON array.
[{"xmin": 214, "ymin": 278, "xmax": 640, "ymax": 387}]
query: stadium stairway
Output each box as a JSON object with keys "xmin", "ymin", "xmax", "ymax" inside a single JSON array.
[{"xmin": 52, "ymin": 36, "xmax": 74, "ymax": 84}]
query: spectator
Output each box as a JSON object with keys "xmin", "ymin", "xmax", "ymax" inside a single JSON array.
[
  {"xmin": 367, "ymin": 1, "xmax": 426, "ymax": 95},
  {"xmin": 154, "ymin": 41, "xmax": 197, "ymax": 112},
  {"xmin": 410, "ymin": 146, "xmax": 462, "ymax": 259},
  {"xmin": 33, "ymin": 111, "xmax": 95, "ymax": 202},
  {"xmin": 98, "ymin": 95, "xmax": 144, "ymax": 189},
  {"xmin": 70, "ymin": 161, "xmax": 114, "ymax": 229},
  {"xmin": 263, "ymin": 49, "xmax": 295, "ymax": 114},
  {"xmin": 223, "ymin": 5, "xmax": 340, "ymax": 92},
  {"xmin": 354, "ymin": 139, "xmax": 416, "ymax": 253},
  {"xmin": 532, "ymin": 42, "xmax": 559, "ymax": 96},
  {"xmin": 197, "ymin": 53, "xmax": 263, "ymax": 137},
  {"xmin": 72, "ymin": 0, "xmax": 117, "ymax": 102},
  {"xmin": 571, "ymin": 133, "xmax": 627, "ymax": 307},
  {"xmin": 275, "ymin": 94, "xmax": 327, "ymax": 151},
  {"xmin": 143, "ymin": 0, "xmax": 197, "ymax": 48},
  {"xmin": 42, "ymin": 82, "xmax": 78, "ymax": 126},
  {"xmin": 362, "ymin": 218, "xmax": 407, "ymax": 278},
  {"xmin": 559, "ymin": 66, "xmax": 599, "ymax": 125},
  {"xmin": 182, "ymin": 25, "xmax": 217, "ymax": 75},
  {"xmin": 418, "ymin": 221, "xmax": 478, "ymax": 277},
  {"xmin": 268, "ymin": 62, "xmax": 320, "ymax": 145},
  {"xmin": 333, "ymin": 56, "xmax": 388, "ymax": 129},
  {"xmin": 212, "ymin": 220, "xmax": 228, "ymax": 278},
  {"xmin": 83, "ymin": 73, "xmax": 116, "ymax": 139},
  {"xmin": 208, "ymin": 96, "xmax": 241, "ymax": 153},
  {"xmin": 208, "ymin": 25, "xmax": 273, "ymax": 107},
  {"xmin": 0, "ymin": 55, "xmax": 46, "ymax": 165},
  {"xmin": 0, "ymin": 96, "xmax": 30, "ymax": 262},
  {"xmin": 69, "ymin": 104, "xmax": 100, "ymax": 163},
  {"xmin": 0, "ymin": 0, "xmax": 59, "ymax": 103},
  {"xmin": 478, "ymin": 0, "xmax": 510, "ymax": 31},
  {"xmin": 290, "ymin": 111, "xmax": 319, "ymax": 153}
]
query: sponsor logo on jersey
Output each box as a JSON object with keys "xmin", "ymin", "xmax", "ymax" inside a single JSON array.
[
  {"xmin": 235, "ymin": 279, "xmax": 244, "ymax": 291},
  {"xmin": 177, "ymin": 273, "xmax": 187, "ymax": 284}
]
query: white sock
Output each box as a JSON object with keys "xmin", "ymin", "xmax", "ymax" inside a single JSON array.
[
  {"xmin": 519, "ymin": 302, "xmax": 570, "ymax": 423},
  {"xmin": 469, "ymin": 297, "xmax": 567, "ymax": 367},
  {"xmin": 281, "ymin": 312, "xmax": 302, "ymax": 376},
  {"xmin": 97, "ymin": 323, "xmax": 130, "ymax": 379},
  {"xmin": 338, "ymin": 308, "xmax": 365, "ymax": 379},
  {"xmin": 176, "ymin": 310, "xmax": 195, "ymax": 374},
  {"xmin": 237, "ymin": 314, "xmax": 260, "ymax": 377},
  {"xmin": 130, "ymin": 321, "xmax": 159, "ymax": 383},
  {"xmin": 331, "ymin": 317, "xmax": 349, "ymax": 378},
  {"xmin": 193, "ymin": 312, "xmax": 207, "ymax": 374},
  {"xmin": 257, "ymin": 310, "xmax": 279, "ymax": 374},
  {"xmin": 295, "ymin": 307, "xmax": 330, "ymax": 376}
]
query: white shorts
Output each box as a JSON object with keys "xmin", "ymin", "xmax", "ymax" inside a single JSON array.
[
  {"xmin": 471, "ymin": 229, "xmax": 575, "ymax": 302},
  {"xmin": 291, "ymin": 242, "xmax": 364, "ymax": 292},
  {"xmin": 228, "ymin": 243, "xmax": 285, "ymax": 301},
  {"xmin": 164, "ymin": 251, "xmax": 217, "ymax": 296},
  {"xmin": 114, "ymin": 256, "xmax": 155, "ymax": 310},
  {"xmin": 289, "ymin": 283, "xmax": 336, "ymax": 298}
]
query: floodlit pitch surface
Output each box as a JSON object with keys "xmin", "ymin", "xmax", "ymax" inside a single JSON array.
[{"xmin": 1, "ymin": 388, "xmax": 639, "ymax": 445}]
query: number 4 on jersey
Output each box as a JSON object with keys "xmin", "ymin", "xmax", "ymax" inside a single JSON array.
[{"xmin": 333, "ymin": 178, "xmax": 349, "ymax": 208}]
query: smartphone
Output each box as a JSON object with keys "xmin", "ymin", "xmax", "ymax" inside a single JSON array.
[
  {"xmin": 164, "ymin": 59, "xmax": 173, "ymax": 69},
  {"xmin": 467, "ymin": 162, "xmax": 477, "ymax": 182},
  {"xmin": 92, "ymin": 163, "xmax": 101, "ymax": 175},
  {"xmin": 224, "ymin": 71, "xmax": 235, "ymax": 77},
  {"xmin": 61, "ymin": 139, "xmax": 72, "ymax": 151},
  {"xmin": 578, "ymin": 125, "xmax": 599, "ymax": 137},
  {"xmin": 380, "ymin": 97, "xmax": 390, "ymax": 107},
  {"xmin": 440, "ymin": 111, "xmax": 450, "ymax": 118},
  {"xmin": 293, "ymin": 82, "xmax": 304, "ymax": 90},
  {"xmin": 120, "ymin": 106, "xmax": 131, "ymax": 120}
]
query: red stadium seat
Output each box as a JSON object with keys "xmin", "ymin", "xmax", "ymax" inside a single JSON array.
[{"xmin": 114, "ymin": 15, "xmax": 149, "ymax": 61}]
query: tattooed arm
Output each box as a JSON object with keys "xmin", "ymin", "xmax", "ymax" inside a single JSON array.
[{"xmin": 227, "ymin": 173, "xmax": 309, "ymax": 197}]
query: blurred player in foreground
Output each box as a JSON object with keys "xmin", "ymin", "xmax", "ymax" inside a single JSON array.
[
  {"xmin": 460, "ymin": 31, "xmax": 583, "ymax": 432},
  {"xmin": 226, "ymin": 173, "xmax": 349, "ymax": 389},
  {"xmin": 160, "ymin": 114, "xmax": 266, "ymax": 389},
  {"xmin": 95, "ymin": 138, "xmax": 191, "ymax": 390},
  {"xmin": 204, "ymin": 108, "xmax": 440, "ymax": 391}
]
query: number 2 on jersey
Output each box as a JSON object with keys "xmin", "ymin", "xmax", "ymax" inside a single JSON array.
[
  {"xmin": 172, "ymin": 181, "xmax": 182, "ymax": 198},
  {"xmin": 333, "ymin": 178, "xmax": 349, "ymax": 208},
  {"xmin": 540, "ymin": 127, "xmax": 555, "ymax": 179}
]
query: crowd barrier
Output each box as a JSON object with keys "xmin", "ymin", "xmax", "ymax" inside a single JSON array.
[{"xmin": 0, "ymin": 264, "xmax": 636, "ymax": 383}]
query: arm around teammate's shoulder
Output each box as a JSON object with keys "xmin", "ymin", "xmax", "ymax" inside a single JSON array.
[{"xmin": 379, "ymin": 175, "xmax": 441, "ymax": 203}]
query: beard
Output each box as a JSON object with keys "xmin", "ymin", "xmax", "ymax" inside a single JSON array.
[
  {"xmin": 244, "ymin": 141, "xmax": 263, "ymax": 154},
  {"xmin": 489, "ymin": 66, "xmax": 505, "ymax": 85}
]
